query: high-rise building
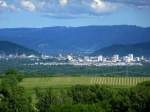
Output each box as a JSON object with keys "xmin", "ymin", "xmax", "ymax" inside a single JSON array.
[
  {"xmin": 98, "ymin": 55, "xmax": 103, "ymax": 62},
  {"xmin": 128, "ymin": 54, "xmax": 134, "ymax": 61},
  {"xmin": 112, "ymin": 54, "xmax": 119, "ymax": 62},
  {"xmin": 67, "ymin": 55, "xmax": 73, "ymax": 61}
]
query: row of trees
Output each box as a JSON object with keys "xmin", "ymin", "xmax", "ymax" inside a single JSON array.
[
  {"xmin": 1, "ymin": 61, "xmax": 150, "ymax": 76},
  {"xmin": 0, "ymin": 70, "xmax": 150, "ymax": 112}
]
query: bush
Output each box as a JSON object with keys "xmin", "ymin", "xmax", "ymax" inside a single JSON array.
[{"xmin": 0, "ymin": 70, "xmax": 34, "ymax": 112}]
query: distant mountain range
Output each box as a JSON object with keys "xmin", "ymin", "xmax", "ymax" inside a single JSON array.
[
  {"xmin": 92, "ymin": 41, "xmax": 150, "ymax": 57},
  {"xmin": 0, "ymin": 41, "xmax": 39, "ymax": 55},
  {"xmin": 0, "ymin": 25, "xmax": 150, "ymax": 55}
]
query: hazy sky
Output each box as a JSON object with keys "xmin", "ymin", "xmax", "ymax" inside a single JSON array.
[{"xmin": 0, "ymin": 0, "xmax": 150, "ymax": 28}]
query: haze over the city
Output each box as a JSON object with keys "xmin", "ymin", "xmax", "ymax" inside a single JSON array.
[{"xmin": 0, "ymin": 0, "xmax": 150, "ymax": 28}]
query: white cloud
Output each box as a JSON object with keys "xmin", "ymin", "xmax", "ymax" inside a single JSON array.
[
  {"xmin": 0, "ymin": 0, "xmax": 8, "ymax": 8},
  {"xmin": 0, "ymin": 0, "xmax": 119, "ymax": 17},
  {"xmin": 0, "ymin": 0, "xmax": 16, "ymax": 10},
  {"xmin": 59, "ymin": 0, "xmax": 68, "ymax": 6},
  {"xmin": 21, "ymin": 0, "xmax": 36, "ymax": 11},
  {"xmin": 91, "ymin": 0, "xmax": 117, "ymax": 13}
]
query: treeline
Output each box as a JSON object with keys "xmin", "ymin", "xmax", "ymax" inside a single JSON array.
[
  {"xmin": 20, "ymin": 64, "xmax": 150, "ymax": 76},
  {"xmin": 1, "ymin": 58, "xmax": 150, "ymax": 76},
  {"xmin": 0, "ymin": 70, "xmax": 150, "ymax": 112},
  {"xmin": 1, "ymin": 60, "xmax": 150, "ymax": 76}
]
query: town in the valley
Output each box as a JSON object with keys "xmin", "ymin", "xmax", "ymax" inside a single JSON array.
[{"xmin": 0, "ymin": 53, "xmax": 150, "ymax": 66}]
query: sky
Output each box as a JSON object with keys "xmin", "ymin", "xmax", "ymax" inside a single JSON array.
[{"xmin": 0, "ymin": 0, "xmax": 150, "ymax": 28}]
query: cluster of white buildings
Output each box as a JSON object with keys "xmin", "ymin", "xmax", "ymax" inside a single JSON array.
[
  {"xmin": 0, "ymin": 53, "xmax": 149, "ymax": 66},
  {"xmin": 0, "ymin": 54, "xmax": 38, "ymax": 60},
  {"xmin": 67, "ymin": 54, "xmax": 145, "ymax": 63},
  {"xmin": 66, "ymin": 54, "xmax": 148, "ymax": 66}
]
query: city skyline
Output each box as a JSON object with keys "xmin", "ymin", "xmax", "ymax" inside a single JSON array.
[{"xmin": 0, "ymin": 0, "xmax": 150, "ymax": 28}]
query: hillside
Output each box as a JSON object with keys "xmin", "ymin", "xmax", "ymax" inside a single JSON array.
[
  {"xmin": 0, "ymin": 41, "xmax": 39, "ymax": 55},
  {"xmin": 0, "ymin": 25, "xmax": 150, "ymax": 54},
  {"xmin": 92, "ymin": 42, "xmax": 150, "ymax": 57}
]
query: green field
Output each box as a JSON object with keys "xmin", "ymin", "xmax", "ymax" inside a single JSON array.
[
  {"xmin": 18, "ymin": 76, "xmax": 150, "ymax": 103},
  {"xmin": 20, "ymin": 76, "xmax": 150, "ymax": 90}
]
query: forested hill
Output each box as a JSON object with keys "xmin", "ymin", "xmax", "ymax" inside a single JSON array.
[
  {"xmin": 0, "ymin": 41, "xmax": 39, "ymax": 55},
  {"xmin": 0, "ymin": 25, "xmax": 150, "ymax": 54},
  {"xmin": 92, "ymin": 41, "xmax": 150, "ymax": 57}
]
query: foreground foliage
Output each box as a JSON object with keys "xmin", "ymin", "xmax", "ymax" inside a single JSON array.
[
  {"xmin": 0, "ymin": 70, "xmax": 150, "ymax": 112},
  {"xmin": 0, "ymin": 69, "xmax": 34, "ymax": 112},
  {"xmin": 36, "ymin": 82, "xmax": 150, "ymax": 112}
]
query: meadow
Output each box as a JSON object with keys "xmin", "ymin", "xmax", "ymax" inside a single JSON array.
[
  {"xmin": 20, "ymin": 76, "xmax": 150, "ymax": 90},
  {"xmin": 19, "ymin": 76, "xmax": 150, "ymax": 103}
]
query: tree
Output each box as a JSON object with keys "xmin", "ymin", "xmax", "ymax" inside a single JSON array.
[
  {"xmin": 130, "ymin": 81, "xmax": 150, "ymax": 112},
  {"xmin": 0, "ymin": 69, "xmax": 34, "ymax": 112},
  {"xmin": 36, "ymin": 88, "xmax": 55, "ymax": 112}
]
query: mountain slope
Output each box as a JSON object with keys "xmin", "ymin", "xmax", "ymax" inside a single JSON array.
[
  {"xmin": 0, "ymin": 41, "xmax": 39, "ymax": 55},
  {"xmin": 92, "ymin": 42, "xmax": 150, "ymax": 57},
  {"xmin": 0, "ymin": 25, "xmax": 150, "ymax": 54}
]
